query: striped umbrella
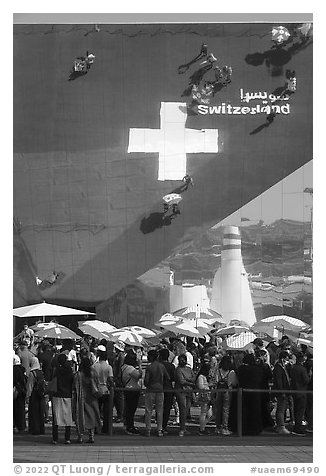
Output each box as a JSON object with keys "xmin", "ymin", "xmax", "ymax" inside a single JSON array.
[
  {"xmin": 173, "ymin": 305, "xmax": 224, "ymax": 326},
  {"xmin": 223, "ymin": 331, "xmax": 257, "ymax": 350},
  {"xmin": 160, "ymin": 319, "xmax": 208, "ymax": 338},
  {"xmin": 120, "ymin": 326, "xmax": 157, "ymax": 338},
  {"xmin": 78, "ymin": 320, "xmax": 117, "ymax": 340},
  {"xmin": 215, "ymin": 325, "xmax": 250, "ymax": 336},
  {"xmin": 102, "ymin": 328, "xmax": 144, "ymax": 346},
  {"xmin": 260, "ymin": 315, "xmax": 309, "ymax": 331},
  {"xmin": 35, "ymin": 323, "xmax": 81, "ymax": 340}
]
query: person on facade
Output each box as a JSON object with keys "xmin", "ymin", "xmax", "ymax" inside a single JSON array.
[
  {"xmin": 13, "ymin": 354, "xmax": 27, "ymax": 433},
  {"xmin": 73, "ymin": 356, "xmax": 102, "ymax": 443},
  {"xmin": 51, "ymin": 353, "xmax": 74, "ymax": 444},
  {"xmin": 177, "ymin": 43, "xmax": 208, "ymax": 74},
  {"xmin": 121, "ymin": 351, "xmax": 142, "ymax": 435},
  {"xmin": 144, "ymin": 349, "xmax": 169, "ymax": 437},
  {"xmin": 25, "ymin": 357, "xmax": 46, "ymax": 435},
  {"xmin": 175, "ymin": 354, "xmax": 196, "ymax": 437}
]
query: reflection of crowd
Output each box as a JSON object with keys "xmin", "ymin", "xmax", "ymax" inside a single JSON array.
[{"xmin": 13, "ymin": 330, "xmax": 313, "ymax": 442}]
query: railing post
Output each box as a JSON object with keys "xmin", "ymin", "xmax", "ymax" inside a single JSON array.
[
  {"xmin": 237, "ymin": 388, "xmax": 242, "ymax": 437},
  {"xmin": 108, "ymin": 386, "xmax": 114, "ymax": 436}
]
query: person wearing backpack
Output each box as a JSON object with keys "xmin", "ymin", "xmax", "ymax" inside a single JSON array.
[
  {"xmin": 214, "ymin": 355, "xmax": 238, "ymax": 436},
  {"xmin": 25, "ymin": 356, "xmax": 46, "ymax": 435}
]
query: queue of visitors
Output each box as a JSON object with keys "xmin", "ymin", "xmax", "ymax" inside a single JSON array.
[{"xmin": 13, "ymin": 329, "xmax": 313, "ymax": 442}]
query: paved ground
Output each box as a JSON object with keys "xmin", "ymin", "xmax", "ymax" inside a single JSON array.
[{"xmin": 14, "ymin": 421, "xmax": 313, "ymax": 464}]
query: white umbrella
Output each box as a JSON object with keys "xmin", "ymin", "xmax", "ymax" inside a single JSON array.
[
  {"xmin": 160, "ymin": 319, "xmax": 208, "ymax": 338},
  {"xmin": 173, "ymin": 306, "xmax": 224, "ymax": 325},
  {"xmin": 271, "ymin": 26, "xmax": 290, "ymax": 44},
  {"xmin": 155, "ymin": 313, "xmax": 181, "ymax": 327},
  {"xmin": 223, "ymin": 331, "xmax": 257, "ymax": 350},
  {"xmin": 13, "ymin": 301, "xmax": 95, "ymax": 318},
  {"xmin": 260, "ymin": 315, "xmax": 309, "ymax": 331},
  {"xmin": 120, "ymin": 326, "xmax": 157, "ymax": 338},
  {"xmin": 35, "ymin": 323, "xmax": 81, "ymax": 340},
  {"xmin": 102, "ymin": 328, "xmax": 144, "ymax": 346},
  {"xmin": 162, "ymin": 193, "xmax": 183, "ymax": 205},
  {"xmin": 78, "ymin": 320, "xmax": 117, "ymax": 340},
  {"xmin": 216, "ymin": 325, "xmax": 250, "ymax": 336}
]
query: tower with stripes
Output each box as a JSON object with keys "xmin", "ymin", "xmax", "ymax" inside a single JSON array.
[{"xmin": 210, "ymin": 225, "xmax": 256, "ymax": 325}]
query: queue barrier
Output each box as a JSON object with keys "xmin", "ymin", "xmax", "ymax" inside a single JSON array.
[{"xmin": 106, "ymin": 386, "xmax": 313, "ymax": 437}]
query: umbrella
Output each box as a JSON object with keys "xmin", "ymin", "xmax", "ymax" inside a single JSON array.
[
  {"xmin": 35, "ymin": 323, "xmax": 81, "ymax": 340},
  {"xmin": 229, "ymin": 319, "xmax": 251, "ymax": 327},
  {"xmin": 160, "ymin": 319, "xmax": 208, "ymax": 338},
  {"xmin": 155, "ymin": 313, "xmax": 181, "ymax": 327},
  {"xmin": 162, "ymin": 193, "xmax": 183, "ymax": 205},
  {"xmin": 13, "ymin": 301, "xmax": 95, "ymax": 319},
  {"xmin": 173, "ymin": 306, "xmax": 224, "ymax": 325},
  {"xmin": 120, "ymin": 326, "xmax": 157, "ymax": 338},
  {"xmin": 260, "ymin": 315, "xmax": 309, "ymax": 331},
  {"xmin": 78, "ymin": 320, "xmax": 117, "ymax": 340},
  {"xmin": 215, "ymin": 325, "xmax": 250, "ymax": 336},
  {"xmin": 223, "ymin": 331, "xmax": 257, "ymax": 350},
  {"xmin": 272, "ymin": 26, "xmax": 291, "ymax": 44},
  {"xmin": 30, "ymin": 322, "xmax": 56, "ymax": 331},
  {"xmin": 102, "ymin": 328, "xmax": 144, "ymax": 346}
]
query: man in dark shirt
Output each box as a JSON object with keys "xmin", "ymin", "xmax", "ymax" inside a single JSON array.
[
  {"xmin": 144, "ymin": 349, "xmax": 169, "ymax": 437},
  {"xmin": 290, "ymin": 352, "xmax": 309, "ymax": 435},
  {"xmin": 273, "ymin": 350, "xmax": 292, "ymax": 435},
  {"xmin": 159, "ymin": 348, "xmax": 175, "ymax": 434}
]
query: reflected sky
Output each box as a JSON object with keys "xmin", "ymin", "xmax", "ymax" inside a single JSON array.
[{"xmin": 214, "ymin": 160, "xmax": 312, "ymax": 227}]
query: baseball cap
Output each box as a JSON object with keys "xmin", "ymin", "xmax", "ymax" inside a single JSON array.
[{"xmin": 97, "ymin": 345, "xmax": 106, "ymax": 352}]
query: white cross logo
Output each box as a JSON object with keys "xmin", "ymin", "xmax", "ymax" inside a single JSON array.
[{"xmin": 128, "ymin": 102, "xmax": 219, "ymax": 181}]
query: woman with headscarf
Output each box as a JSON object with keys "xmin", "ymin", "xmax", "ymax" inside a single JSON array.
[
  {"xmin": 72, "ymin": 356, "xmax": 101, "ymax": 443},
  {"xmin": 13, "ymin": 353, "xmax": 27, "ymax": 432},
  {"xmin": 25, "ymin": 356, "xmax": 46, "ymax": 435},
  {"xmin": 51, "ymin": 353, "xmax": 74, "ymax": 444}
]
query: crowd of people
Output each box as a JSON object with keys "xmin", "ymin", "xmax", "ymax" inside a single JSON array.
[{"xmin": 13, "ymin": 327, "xmax": 313, "ymax": 443}]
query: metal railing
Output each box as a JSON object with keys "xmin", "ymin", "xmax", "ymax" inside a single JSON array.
[{"xmin": 105, "ymin": 386, "xmax": 313, "ymax": 437}]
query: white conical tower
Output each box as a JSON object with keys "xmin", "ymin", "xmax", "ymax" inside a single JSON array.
[{"xmin": 210, "ymin": 225, "xmax": 256, "ymax": 325}]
